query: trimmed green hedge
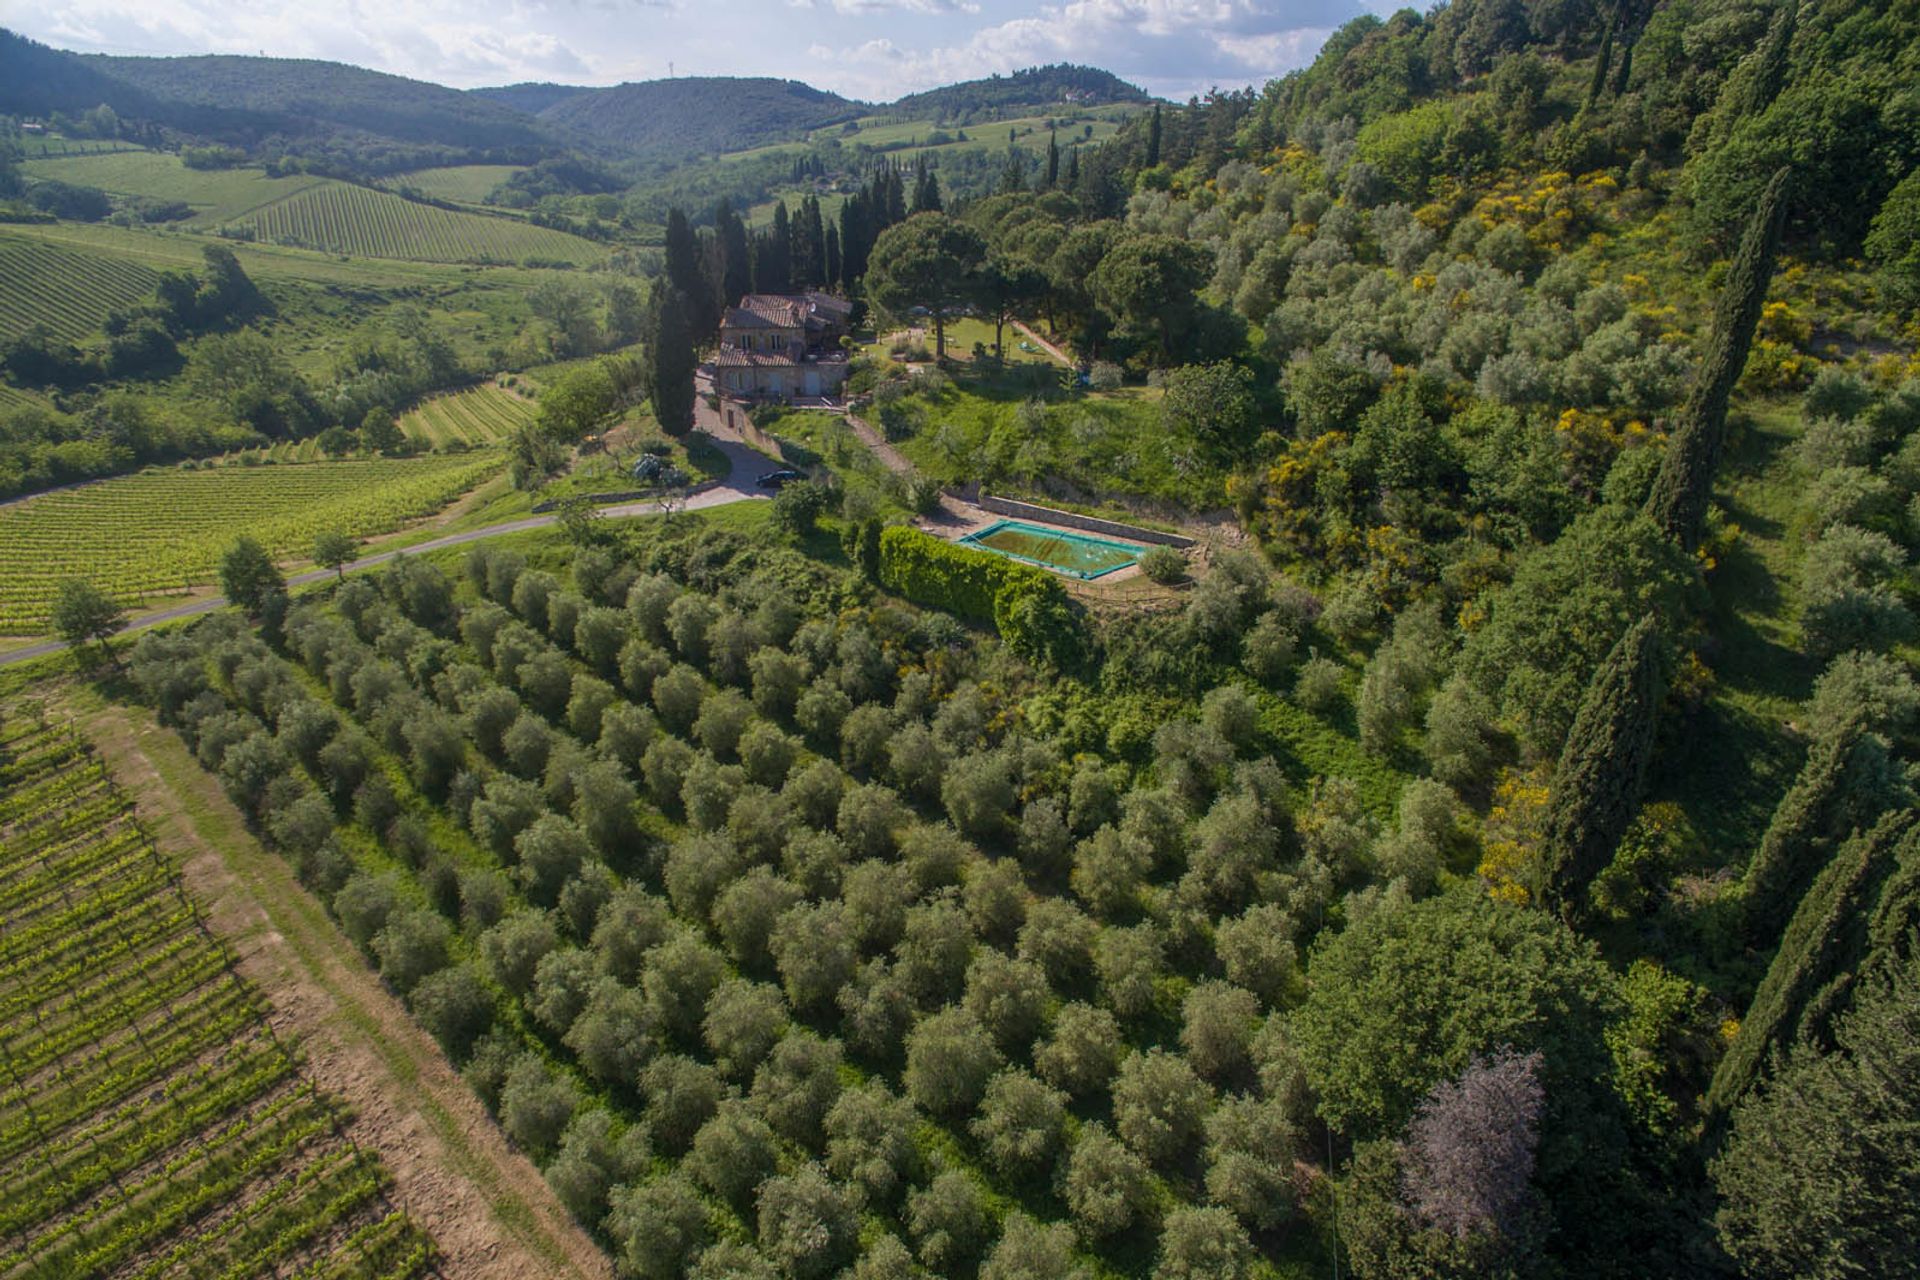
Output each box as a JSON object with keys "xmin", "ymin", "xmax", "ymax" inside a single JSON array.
[
  {"xmin": 878, "ymin": 525, "xmax": 1056, "ymax": 619},
  {"xmin": 877, "ymin": 526, "xmax": 1086, "ymax": 669}
]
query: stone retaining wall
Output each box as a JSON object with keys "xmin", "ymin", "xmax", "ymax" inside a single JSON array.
[{"xmin": 978, "ymin": 495, "xmax": 1195, "ymax": 548}]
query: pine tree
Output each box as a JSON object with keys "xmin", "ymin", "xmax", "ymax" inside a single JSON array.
[
  {"xmin": 1146, "ymin": 104, "xmax": 1163, "ymax": 168},
  {"xmin": 1538, "ymin": 616, "xmax": 1666, "ymax": 922},
  {"xmin": 648, "ymin": 286, "xmax": 697, "ymax": 438},
  {"xmin": 1743, "ymin": 726, "xmax": 1901, "ymax": 944},
  {"xmin": 1645, "ymin": 165, "xmax": 1792, "ymax": 549},
  {"xmin": 1707, "ymin": 812, "xmax": 1917, "ymax": 1121}
]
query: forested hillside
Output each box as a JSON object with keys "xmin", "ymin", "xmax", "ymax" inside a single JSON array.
[{"xmin": 532, "ymin": 78, "xmax": 864, "ymax": 163}]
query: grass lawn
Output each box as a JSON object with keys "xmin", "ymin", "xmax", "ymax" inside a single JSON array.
[{"xmin": 883, "ymin": 374, "xmax": 1221, "ymax": 510}]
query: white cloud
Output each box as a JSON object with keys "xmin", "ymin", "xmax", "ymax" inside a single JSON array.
[
  {"xmin": 10, "ymin": 0, "xmax": 1366, "ymax": 99},
  {"xmin": 813, "ymin": 0, "xmax": 1366, "ymax": 100}
]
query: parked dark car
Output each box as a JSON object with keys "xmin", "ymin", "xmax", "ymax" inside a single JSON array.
[{"xmin": 756, "ymin": 469, "xmax": 805, "ymax": 490}]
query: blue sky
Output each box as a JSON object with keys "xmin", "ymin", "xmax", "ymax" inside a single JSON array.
[{"xmin": 1, "ymin": 0, "xmax": 1401, "ymax": 102}]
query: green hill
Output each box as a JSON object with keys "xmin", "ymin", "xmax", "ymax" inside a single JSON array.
[
  {"xmin": 885, "ymin": 63, "xmax": 1151, "ymax": 121},
  {"xmin": 0, "ymin": 29, "xmax": 563, "ymax": 170},
  {"xmin": 530, "ymin": 77, "xmax": 864, "ymax": 160}
]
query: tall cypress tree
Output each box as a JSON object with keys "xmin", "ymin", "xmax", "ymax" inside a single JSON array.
[
  {"xmin": 648, "ymin": 285, "xmax": 697, "ymax": 438},
  {"xmin": 1045, "ymin": 130, "xmax": 1060, "ymax": 187},
  {"xmin": 802, "ymin": 197, "xmax": 826, "ymax": 287},
  {"xmin": 759, "ymin": 203, "xmax": 793, "ymax": 294},
  {"xmin": 1586, "ymin": 9, "xmax": 1617, "ymax": 110},
  {"xmin": 1645, "ymin": 165, "xmax": 1792, "ymax": 549},
  {"xmin": 1146, "ymin": 104, "xmax": 1163, "ymax": 168},
  {"xmin": 1539, "ymin": 616, "xmax": 1666, "ymax": 922},
  {"xmin": 1065, "ymin": 146, "xmax": 1080, "ymax": 192},
  {"xmin": 839, "ymin": 194, "xmax": 870, "ymax": 288},
  {"xmin": 1743, "ymin": 726, "xmax": 1903, "ymax": 943},
  {"xmin": 825, "ymin": 227, "xmax": 841, "ymax": 292},
  {"xmin": 664, "ymin": 207, "xmax": 710, "ymax": 334},
  {"xmin": 715, "ymin": 199, "xmax": 752, "ymax": 308},
  {"xmin": 1707, "ymin": 812, "xmax": 1918, "ymax": 1121},
  {"xmin": 884, "ymin": 167, "xmax": 907, "ymax": 225}
]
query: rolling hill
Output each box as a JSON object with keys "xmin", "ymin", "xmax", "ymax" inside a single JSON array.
[
  {"xmin": 0, "ymin": 29, "xmax": 564, "ymax": 169},
  {"xmin": 885, "ymin": 64, "xmax": 1150, "ymax": 121},
  {"xmin": 529, "ymin": 77, "xmax": 864, "ymax": 161}
]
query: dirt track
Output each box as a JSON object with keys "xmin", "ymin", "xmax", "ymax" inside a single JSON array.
[{"xmin": 73, "ymin": 697, "xmax": 614, "ymax": 1280}]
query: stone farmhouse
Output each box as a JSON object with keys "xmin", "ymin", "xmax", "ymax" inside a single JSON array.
[{"xmin": 712, "ymin": 292, "xmax": 854, "ymax": 402}]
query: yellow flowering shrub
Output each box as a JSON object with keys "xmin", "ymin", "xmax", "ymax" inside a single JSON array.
[{"xmin": 1479, "ymin": 766, "xmax": 1551, "ymax": 904}]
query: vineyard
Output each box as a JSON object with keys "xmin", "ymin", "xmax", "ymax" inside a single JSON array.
[
  {"xmin": 0, "ymin": 711, "xmax": 435, "ymax": 1279},
  {"xmin": 223, "ymin": 183, "xmax": 605, "ymax": 266},
  {"xmin": 400, "ymin": 383, "xmax": 537, "ymax": 447},
  {"xmin": 0, "ymin": 453, "xmax": 503, "ymax": 633},
  {"xmin": 0, "ymin": 230, "xmax": 161, "ymax": 343}
]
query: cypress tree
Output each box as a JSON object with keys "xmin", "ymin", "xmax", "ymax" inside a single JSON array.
[
  {"xmin": 884, "ymin": 167, "xmax": 907, "ymax": 225},
  {"xmin": 664, "ymin": 207, "xmax": 704, "ymax": 320},
  {"xmin": 1707, "ymin": 812, "xmax": 1917, "ymax": 1120},
  {"xmin": 716, "ymin": 199, "xmax": 752, "ymax": 307},
  {"xmin": 1743, "ymin": 726, "xmax": 1902, "ymax": 944},
  {"xmin": 760, "ymin": 204, "xmax": 793, "ymax": 294},
  {"xmin": 803, "ymin": 197, "xmax": 826, "ymax": 287},
  {"xmin": 1065, "ymin": 146, "xmax": 1080, "ymax": 192},
  {"xmin": 1586, "ymin": 9, "xmax": 1616, "ymax": 111},
  {"xmin": 1146, "ymin": 104, "xmax": 1163, "ymax": 168},
  {"xmin": 1645, "ymin": 165, "xmax": 1792, "ymax": 550},
  {"xmin": 839, "ymin": 194, "xmax": 870, "ymax": 288},
  {"xmin": 825, "ymin": 226, "xmax": 841, "ymax": 291},
  {"xmin": 648, "ymin": 286, "xmax": 697, "ymax": 438},
  {"xmin": 1045, "ymin": 130, "xmax": 1060, "ymax": 188},
  {"xmin": 1538, "ymin": 616, "xmax": 1666, "ymax": 922}
]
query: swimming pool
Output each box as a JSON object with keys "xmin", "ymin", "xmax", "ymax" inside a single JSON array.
[{"xmin": 958, "ymin": 519, "xmax": 1143, "ymax": 580}]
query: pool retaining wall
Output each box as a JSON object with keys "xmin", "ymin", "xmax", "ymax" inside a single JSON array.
[{"xmin": 978, "ymin": 495, "xmax": 1195, "ymax": 548}]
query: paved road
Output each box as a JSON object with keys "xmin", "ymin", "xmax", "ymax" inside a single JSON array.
[{"xmin": 0, "ymin": 426, "xmax": 771, "ymax": 669}]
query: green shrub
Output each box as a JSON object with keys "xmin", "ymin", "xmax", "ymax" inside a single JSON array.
[
  {"xmin": 1139, "ymin": 545, "xmax": 1187, "ymax": 584},
  {"xmin": 877, "ymin": 526, "xmax": 1086, "ymax": 667}
]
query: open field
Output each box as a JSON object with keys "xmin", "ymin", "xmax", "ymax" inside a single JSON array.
[
  {"xmin": 21, "ymin": 150, "xmax": 328, "ymax": 224},
  {"xmin": 0, "ymin": 710, "xmax": 436, "ymax": 1279},
  {"xmin": 390, "ymin": 164, "xmax": 527, "ymax": 204},
  {"xmin": 223, "ymin": 181, "xmax": 605, "ymax": 265},
  {"xmin": 0, "ymin": 228, "xmax": 161, "ymax": 343},
  {"xmin": 399, "ymin": 382, "xmax": 536, "ymax": 447},
  {"xmin": 0, "ymin": 453, "xmax": 504, "ymax": 633}
]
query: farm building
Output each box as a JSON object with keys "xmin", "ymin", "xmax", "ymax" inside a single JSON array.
[{"xmin": 712, "ymin": 291, "xmax": 853, "ymax": 402}]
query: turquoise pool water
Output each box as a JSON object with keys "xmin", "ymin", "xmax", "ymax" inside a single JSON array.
[{"xmin": 959, "ymin": 519, "xmax": 1142, "ymax": 580}]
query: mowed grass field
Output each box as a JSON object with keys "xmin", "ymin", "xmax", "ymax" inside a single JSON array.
[
  {"xmin": 399, "ymin": 383, "xmax": 536, "ymax": 447},
  {"xmin": 0, "ymin": 228, "xmax": 160, "ymax": 343},
  {"xmin": 0, "ymin": 713, "xmax": 436, "ymax": 1279},
  {"xmin": 0, "ymin": 453, "xmax": 503, "ymax": 633},
  {"xmin": 391, "ymin": 164, "xmax": 527, "ymax": 205},
  {"xmin": 21, "ymin": 149, "xmax": 328, "ymax": 224}
]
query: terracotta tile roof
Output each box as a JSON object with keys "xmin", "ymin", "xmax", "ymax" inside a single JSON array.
[{"xmin": 714, "ymin": 349, "xmax": 806, "ymax": 368}]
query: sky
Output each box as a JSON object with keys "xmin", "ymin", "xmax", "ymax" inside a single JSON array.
[{"xmin": 0, "ymin": 0, "xmax": 1406, "ymax": 103}]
